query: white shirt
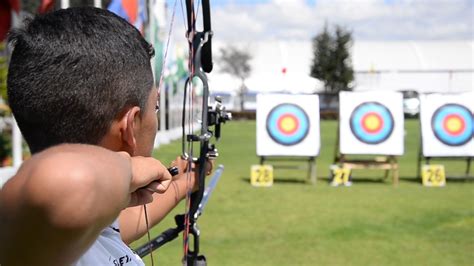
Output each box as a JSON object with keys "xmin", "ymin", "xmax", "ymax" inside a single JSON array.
[{"xmin": 74, "ymin": 220, "xmax": 144, "ymax": 266}]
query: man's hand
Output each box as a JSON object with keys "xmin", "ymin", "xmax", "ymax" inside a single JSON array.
[
  {"xmin": 118, "ymin": 156, "xmax": 214, "ymax": 243},
  {"xmin": 123, "ymin": 153, "xmax": 173, "ymax": 207},
  {"xmin": 171, "ymin": 156, "xmax": 214, "ymax": 192}
]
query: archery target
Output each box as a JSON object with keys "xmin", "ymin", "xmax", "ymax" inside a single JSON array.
[
  {"xmin": 432, "ymin": 104, "xmax": 472, "ymax": 146},
  {"xmin": 266, "ymin": 104, "xmax": 310, "ymax": 146},
  {"xmin": 339, "ymin": 91, "xmax": 404, "ymax": 155},
  {"xmin": 257, "ymin": 94, "xmax": 320, "ymax": 156},
  {"xmin": 420, "ymin": 92, "xmax": 474, "ymax": 157},
  {"xmin": 350, "ymin": 102, "xmax": 394, "ymax": 145}
]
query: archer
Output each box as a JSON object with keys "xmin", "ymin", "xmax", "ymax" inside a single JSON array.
[{"xmin": 0, "ymin": 7, "xmax": 210, "ymax": 265}]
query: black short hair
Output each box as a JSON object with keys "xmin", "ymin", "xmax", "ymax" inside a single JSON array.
[{"xmin": 7, "ymin": 7, "xmax": 155, "ymax": 153}]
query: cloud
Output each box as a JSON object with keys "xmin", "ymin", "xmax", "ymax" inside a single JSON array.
[{"xmin": 208, "ymin": 0, "xmax": 473, "ymax": 41}]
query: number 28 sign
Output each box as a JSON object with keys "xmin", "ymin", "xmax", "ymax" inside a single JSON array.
[{"xmin": 251, "ymin": 165, "xmax": 274, "ymax": 187}]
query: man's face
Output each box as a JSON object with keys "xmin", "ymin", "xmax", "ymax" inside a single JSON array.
[{"xmin": 134, "ymin": 87, "xmax": 159, "ymax": 157}]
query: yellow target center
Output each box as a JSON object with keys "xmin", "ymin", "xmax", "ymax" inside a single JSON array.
[
  {"xmin": 281, "ymin": 117, "xmax": 297, "ymax": 132},
  {"xmin": 364, "ymin": 114, "xmax": 381, "ymax": 131},
  {"xmin": 446, "ymin": 117, "xmax": 462, "ymax": 132}
]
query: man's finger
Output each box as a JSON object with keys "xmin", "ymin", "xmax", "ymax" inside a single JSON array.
[{"xmin": 145, "ymin": 180, "xmax": 171, "ymax": 193}]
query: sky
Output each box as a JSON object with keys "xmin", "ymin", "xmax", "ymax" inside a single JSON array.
[{"xmin": 166, "ymin": 0, "xmax": 474, "ymax": 42}]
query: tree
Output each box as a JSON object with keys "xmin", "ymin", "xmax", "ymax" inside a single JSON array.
[
  {"xmin": 218, "ymin": 45, "xmax": 252, "ymax": 111},
  {"xmin": 310, "ymin": 24, "xmax": 354, "ymax": 93}
]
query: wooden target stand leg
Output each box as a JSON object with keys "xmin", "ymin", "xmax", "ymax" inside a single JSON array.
[
  {"xmin": 260, "ymin": 156, "xmax": 317, "ymax": 185},
  {"xmin": 308, "ymin": 157, "xmax": 317, "ymax": 184},
  {"xmin": 467, "ymin": 157, "xmax": 472, "ymax": 176}
]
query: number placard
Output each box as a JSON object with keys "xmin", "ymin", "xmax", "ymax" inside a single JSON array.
[
  {"xmin": 251, "ymin": 165, "xmax": 273, "ymax": 187},
  {"xmin": 421, "ymin": 165, "xmax": 446, "ymax": 187},
  {"xmin": 330, "ymin": 165, "xmax": 352, "ymax": 186}
]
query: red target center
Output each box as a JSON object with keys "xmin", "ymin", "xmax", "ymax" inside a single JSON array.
[
  {"xmin": 361, "ymin": 112, "xmax": 383, "ymax": 134},
  {"xmin": 277, "ymin": 114, "xmax": 299, "ymax": 135},
  {"xmin": 443, "ymin": 114, "xmax": 465, "ymax": 136}
]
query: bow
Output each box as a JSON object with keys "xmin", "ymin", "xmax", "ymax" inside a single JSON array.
[{"xmin": 134, "ymin": 0, "xmax": 231, "ymax": 265}]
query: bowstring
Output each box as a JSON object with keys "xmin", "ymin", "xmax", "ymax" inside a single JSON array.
[
  {"xmin": 143, "ymin": 205, "xmax": 154, "ymax": 266},
  {"xmin": 182, "ymin": 0, "xmax": 197, "ymax": 261},
  {"xmin": 157, "ymin": 0, "xmax": 179, "ymax": 92},
  {"xmin": 143, "ymin": 0, "xmax": 179, "ymax": 265}
]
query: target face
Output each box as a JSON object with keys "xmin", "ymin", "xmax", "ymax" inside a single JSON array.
[
  {"xmin": 257, "ymin": 93, "xmax": 320, "ymax": 157},
  {"xmin": 266, "ymin": 103, "xmax": 310, "ymax": 146},
  {"xmin": 349, "ymin": 102, "xmax": 394, "ymax": 144},
  {"xmin": 431, "ymin": 104, "xmax": 473, "ymax": 146}
]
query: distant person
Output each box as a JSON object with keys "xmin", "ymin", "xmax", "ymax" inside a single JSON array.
[{"xmin": 0, "ymin": 7, "xmax": 208, "ymax": 265}]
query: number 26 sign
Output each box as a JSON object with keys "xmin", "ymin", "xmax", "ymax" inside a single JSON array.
[{"xmin": 421, "ymin": 165, "xmax": 446, "ymax": 187}]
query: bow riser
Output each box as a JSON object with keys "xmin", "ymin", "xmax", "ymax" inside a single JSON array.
[{"xmin": 135, "ymin": 1, "xmax": 231, "ymax": 265}]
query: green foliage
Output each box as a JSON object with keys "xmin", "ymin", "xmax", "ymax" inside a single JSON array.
[
  {"xmin": 0, "ymin": 42, "xmax": 8, "ymax": 101},
  {"xmin": 218, "ymin": 46, "xmax": 252, "ymax": 81},
  {"xmin": 310, "ymin": 24, "xmax": 354, "ymax": 93},
  {"xmin": 133, "ymin": 120, "xmax": 474, "ymax": 265},
  {"xmin": 0, "ymin": 131, "xmax": 12, "ymax": 163},
  {"xmin": 218, "ymin": 45, "xmax": 252, "ymax": 110},
  {"xmin": 20, "ymin": 0, "xmax": 41, "ymax": 13},
  {"xmin": 0, "ymin": 42, "xmax": 12, "ymax": 164}
]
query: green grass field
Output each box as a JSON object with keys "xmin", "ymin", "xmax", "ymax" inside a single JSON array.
[{"xmin": 133, "ymin": 119, "xmax": 474, "ymax": 265}]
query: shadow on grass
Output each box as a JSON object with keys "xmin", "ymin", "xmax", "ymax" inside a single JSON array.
[
  {"xmin": 240, "ymin": 177, "xmax": 307, "ymax": 185},
  {"xmin": 321, "ymin": 175, "xmax": 474, "ymax": 184},
  {"xmin": 317, "ymin": 175, "xmax": 396, "ymax": 184},
  {"xmin": 240, "ymin": 175, "xmax": 474, "ymax": 185},
  {"xmin": 444, "ymin": 176, "xmax": 474, "ymax": 182},
  {"xmin": 398, "ymin": 176, "xmax": 474, "ymax": 183}
]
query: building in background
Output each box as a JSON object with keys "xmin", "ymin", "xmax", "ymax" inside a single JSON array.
[{"xmin": 210, "ymin": 40, "xmax": 473, "ymax": 112}]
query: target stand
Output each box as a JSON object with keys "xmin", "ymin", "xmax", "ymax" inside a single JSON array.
[
  {"xmin": 259, "ymin": 156, "xmax": 317, "ymax": 184},
  {"xmin": 334, "ymin": 133, "xmax": 400, "ymax": 186},
  {"xmin": 416, "ymin": 153, "xmax": 473, "ymax": 180}
]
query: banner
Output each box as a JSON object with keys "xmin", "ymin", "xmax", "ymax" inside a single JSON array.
[
  {"xmin": 256, "ymin": 94, "xmax": 320, "ymax": 156},
  {"xmin": 339, "ymin": 91, "xmax": 404, "ymax": 155}
]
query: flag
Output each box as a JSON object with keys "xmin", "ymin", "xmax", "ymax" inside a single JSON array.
[
  {"xmin": 108, "ymin": 0, "xmax": 147, "ymax": 34},
  {"xmin": 38, "ymin": 0, "xmax": 55, "ymax": 14},
  {"xmin": 0, "ymin": 0, "xmax": 20, "ymax": 41}
]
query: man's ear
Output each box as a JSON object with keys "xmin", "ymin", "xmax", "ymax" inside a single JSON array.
[{"xmin": 120, "ymin": 106, "xmax": 141, "ymax": 153}]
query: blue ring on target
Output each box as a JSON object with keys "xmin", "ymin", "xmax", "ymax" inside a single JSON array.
[
  {"xmin": 431, "ymin": 103, "xmax": 473, "ymax": 146},
  {"xmin": 349, "ymin": 102, "xmax": 394, "ymax": 145},
  {"xmin": 266, "ymin": 103, "xmax": 310, "ymax": 146}
]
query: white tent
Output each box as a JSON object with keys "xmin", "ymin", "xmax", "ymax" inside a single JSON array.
[
  {"xmin": 212, "ymin": 41, "xmax": 324, "ymax": 95},
  {"xmin": 213, "ymin": 40, "xmax": 474, "ymax": 94},
  {"xmin": 245, "ymin": 73, "xmax": 323, "ymax": 94},
  {"xmin": 353, "ymin": 41, "xmax": 473, "ymax": 92}
]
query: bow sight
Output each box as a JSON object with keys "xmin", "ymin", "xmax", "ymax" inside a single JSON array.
[{"xmin": 209, "ymin": 96, "xmax": 232, "ymax": 143}]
